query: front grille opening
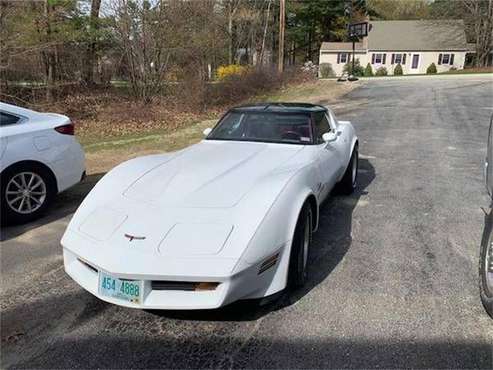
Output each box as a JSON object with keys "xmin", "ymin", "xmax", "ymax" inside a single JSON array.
[
  {"xmin": 77, "ymin": 258, "xmax": 98, "ymax": 273},
  {"xmin": 151, "ymin": 281, "xmax": 219, "ymax": 291}
]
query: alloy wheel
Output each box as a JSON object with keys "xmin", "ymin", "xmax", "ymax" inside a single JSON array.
[{"xmin": 6, "ymin": 172, "xmax": 47, "ymax": 214}]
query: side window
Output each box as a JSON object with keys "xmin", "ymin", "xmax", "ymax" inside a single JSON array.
[
  {"xmin": 313, "ymin": 112, "xmax": 331, "ymax": 144},
  {"xmin": 0, "ymin": 112, "xmax": 20, "ymax": 126}
]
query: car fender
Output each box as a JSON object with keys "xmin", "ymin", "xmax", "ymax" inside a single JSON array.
[
  {"xmin": 338, "ymin": 120, "xmax": 358, "ymax": 169},
  {"xmin": 64, "ymin": 153, "xmax": 178, "ymax": 233},
  {"xmin": 232, "ymin": 164, "xmax": 319, "ymax": 297}
]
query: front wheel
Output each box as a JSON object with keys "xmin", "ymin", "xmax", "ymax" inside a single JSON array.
[
  {"xmin": 288, "ymin": 204, "xmax": 312, "ymax": 289},
  {"xmin": 480, "ymin": 215, "xmax": 493, "ymax": 318}
]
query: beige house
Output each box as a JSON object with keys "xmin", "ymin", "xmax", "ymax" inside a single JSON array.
[{"xmin": 319, "ymin": 20, "xmax": 470, "ymax": 76}]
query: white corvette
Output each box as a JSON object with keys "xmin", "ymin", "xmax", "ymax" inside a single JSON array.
[{"xmin": 62, "ymin": 103, "xmax": 358, "ymax": 310}]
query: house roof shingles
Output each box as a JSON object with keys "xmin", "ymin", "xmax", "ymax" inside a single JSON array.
[
  {"xmin": 320, "ymin": 42, "xmax": 365, "ymax": 52},
  {"xmin": 320, "ymin": 20, "xmax": 469, "ymax": 52},
  {"xmin": 369, "ymin": 20, "xmax": 468, "ymax": 51}
]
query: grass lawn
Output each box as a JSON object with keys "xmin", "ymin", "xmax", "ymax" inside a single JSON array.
[{"xmin": 358, "ymin": 67, "xmax": 493, "ymax": 79}]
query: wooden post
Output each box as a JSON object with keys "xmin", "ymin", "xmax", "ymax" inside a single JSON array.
[{"xmin": 278, "ymin": 0, "xmax": 285, "ymax": 73}]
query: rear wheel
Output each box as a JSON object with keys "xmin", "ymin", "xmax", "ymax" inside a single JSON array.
[
  {"xmin": 480, "ymin": 216, "xmax": 493, "ymax": 318},
  {"xmin": 336, "ymin": 146, "xmax": 358, "ymax": 195},
  {"xmin": 1, "ymin": 164, "xmax": 56, "ymax": 225},
  {"xmin": 288, "ymin": 204, "xmax": 312, "ymax": 288}
]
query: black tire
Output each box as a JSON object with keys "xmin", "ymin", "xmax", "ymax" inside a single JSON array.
[
  {"xmin": 336, "ymin": 145, "xmax": 358, "ymax": 195},
  {"xmin": 0, "ymin": 163, "xmax": 56, "ymax": 225},
  {"xmin": 479, "ymin": 212, "xmax": 493, "ymax": 318},
  {"xmin": 288, "ymin": 204, "xmax": 312, "ymax": 289}
]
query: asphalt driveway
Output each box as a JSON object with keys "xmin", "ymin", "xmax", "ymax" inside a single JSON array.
[{"xmin": 2, "ymin": 75, "xmax": 493, "ymax": 369}]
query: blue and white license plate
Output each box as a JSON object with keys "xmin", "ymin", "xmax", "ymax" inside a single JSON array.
[{"xmin": 99, "ymin": 272, "xmax": 142, "ymax": 304}]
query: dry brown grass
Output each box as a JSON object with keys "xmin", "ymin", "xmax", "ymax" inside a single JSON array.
[
  {"xmin": 79, "ymin": 79, "xmax": 360, "ymax": 174},
  {"xmin": 10, "ymin": 68, "xmax": 315, "ymax": 146}
]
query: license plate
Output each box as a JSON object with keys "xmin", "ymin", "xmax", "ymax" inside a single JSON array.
[{"xmin": 99, "ymin": 272, "xmax": 142, "ymax": 304}]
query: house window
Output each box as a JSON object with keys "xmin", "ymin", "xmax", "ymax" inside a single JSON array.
[
  {"xmin": 372, "ymin": 53, "xmax": 386, "ymax": 64},
  {"xmin": 391, "ymin": 53, "xmax": 405, "ymax": 65},
  {"xmin": 438, "ymin": 53, "xmax": 455, "ymax": 65},
  {"xmin": 337, "ymin": 53, "xmax": 349, "ymax": 64}
]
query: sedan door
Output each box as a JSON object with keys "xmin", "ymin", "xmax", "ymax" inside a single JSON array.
[{"xmin": 312, "ymin": 111, "xmax": 342, "ymax": 200}]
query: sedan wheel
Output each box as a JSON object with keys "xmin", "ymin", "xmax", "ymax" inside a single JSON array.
[
  {"xmin": 6, "ymin": 172, "xmax": 47, "ymax": 214},
  {"xmin": 1, "ymin": 165, "xmax": 55, "ymax": 225}
]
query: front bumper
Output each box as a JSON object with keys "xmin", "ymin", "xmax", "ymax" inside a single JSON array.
[
  {"xmin": 64, "ymin": 248, "xmax": 233, "ymax": 309},
  {"xmin": 63, "ymin": 246, "xmax": 280, "ymax": 310}
]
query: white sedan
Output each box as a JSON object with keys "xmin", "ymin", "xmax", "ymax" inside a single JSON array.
[
  {"xmin": 62, "ymin": 103, "xmax": 358, "ymax": 310},
  {"xmin": 0, "ymin": 102, "xmax": 85, "ymax": 224}
]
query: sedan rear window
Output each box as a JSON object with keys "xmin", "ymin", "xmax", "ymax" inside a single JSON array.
[
  {"xmin": 207, "ymin": 112, "xmax": 313, "ymax": 145},
  {"xmin": 0, "ymin": 112, "xmax": 21, "ymax": 126}
]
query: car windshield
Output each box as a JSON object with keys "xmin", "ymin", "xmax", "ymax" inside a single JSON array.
[{"xmin": 207, "ymin": 111, "xmax": 313, "ymax": 144}]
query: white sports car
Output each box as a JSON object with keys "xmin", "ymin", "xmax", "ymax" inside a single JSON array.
[{"xmin": 62, "ymin": 103, "xmax": 358, "ymax": 310}]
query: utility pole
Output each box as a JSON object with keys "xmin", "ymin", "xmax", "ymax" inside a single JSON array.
[{"xmin": 278, "ymin": 0, "xmax": 285, "ymax": 73}]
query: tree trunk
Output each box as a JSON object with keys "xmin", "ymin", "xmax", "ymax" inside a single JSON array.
[
  {"xmin": 307, "ymin": 26, "xmax": 313, "ymax": 61},
  {"xmin": 44, "ymin": 0, "xmax": 53, "ymax": 102},
  {"xmin": 228, "ymin": 1, "xmax": 234, "ymax": 65},
  {"xmin": 291, "ymin": 40, "xmax": 296, "ymax": 65},
  {"xmin": 83, "ymin": 0, "xmax": 102, "ymax": 86},
  {"xmin": 259, "ymin": 0, "xmax": 272, "ymax": 65}
]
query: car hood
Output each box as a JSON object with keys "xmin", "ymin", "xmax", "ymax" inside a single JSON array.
[
  {"xmin": 64, "ymin": 140, "xmax": 309, "ymax": 262},
  {"xmin": 123, "ymin": 140, "xmax": 304, "ymax": 208}
]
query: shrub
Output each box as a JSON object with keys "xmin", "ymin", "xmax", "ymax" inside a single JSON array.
[
  {"xmin": 343, "ymin": 59, "xmax": 364, "ymax": 77},
  {"xmin": 364, "ymin": 63, "xmax": 373, "ymax": 77},
  {"xmin": 301, "ymin": 61, "xmax": 318, "ymax": 74},
  {"xmin": 208, "ymin": 66, "xmax": 312, "ymax": 106},
  {"xmin": 393, "ymin": 63, "xmax": 403, "ymax": 75},
  {"xmin": 319, "ymin": 63, "xmax": 335, "ymax": 78},
  {"xmin": 216, "ymin": 64, "xmax": 248, "ymax": 80},
  {"xmin": 375, "ymin": 67, "xmax": 388, "ymax": 76},
  {"xmin": 426, "ymin": 63, "xmax": 437, "ymax": 74}
]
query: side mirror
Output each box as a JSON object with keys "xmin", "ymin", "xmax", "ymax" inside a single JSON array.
[
  {"xmin": 203, "ymin": 127, "xmax": 212, "ymax": 137},
  {"xmin": 322, "ymin": 131, "xmax": 337, "ymax": 142}
]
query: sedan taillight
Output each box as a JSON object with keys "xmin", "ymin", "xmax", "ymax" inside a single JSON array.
[{"xmin": 54, "ymin": 123, "xmax": 74, "ymax": 135}]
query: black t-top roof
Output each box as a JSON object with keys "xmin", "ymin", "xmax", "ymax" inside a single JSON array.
[{"xmin": 230, "ymin": 102, "xmax": 327, "ymax": 113}]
